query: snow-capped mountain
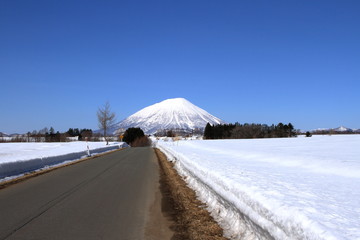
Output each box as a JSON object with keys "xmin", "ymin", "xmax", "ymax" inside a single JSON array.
[
  {"xmin": 311, "ymin": 126, "xmax": 357, "ymax": 133},
  {"xmin": 333, "ymin": 126, "xmax": 353, "ymax": 132},
  {"xmin": 113, "ymin": 98, "xmax": 224, "ymax": 135}
]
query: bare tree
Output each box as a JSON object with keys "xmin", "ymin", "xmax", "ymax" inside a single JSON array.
[{"xmin": 97, "ymin": 101, "xmax": 116, "ymax": 145}]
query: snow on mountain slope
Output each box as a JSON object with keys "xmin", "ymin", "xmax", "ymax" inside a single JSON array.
[
  {"xmin": 333, "ymin": 126, "xmax": 352, "ymax": 132},
  {"xmin": 312, "ymin": 126, "xmax": 355, "ymax": 133},
  {"xmin": 113, "ymin": 98, "xmax": 224, "ymax": 134}
]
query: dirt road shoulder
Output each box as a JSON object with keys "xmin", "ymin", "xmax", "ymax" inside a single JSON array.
[{"xmin": 155, "ymin": 148, "xmax": 228, "ymax": 240}]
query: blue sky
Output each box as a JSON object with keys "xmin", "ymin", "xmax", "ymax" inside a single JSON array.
[{"xmin": 1, "ymin": 0, "xmax": 359, "ymax": 133}]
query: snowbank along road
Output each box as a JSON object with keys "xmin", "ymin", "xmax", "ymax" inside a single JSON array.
[{"xmin": 157, "ymin": 135, "xmax": 360, "ymax": 240}]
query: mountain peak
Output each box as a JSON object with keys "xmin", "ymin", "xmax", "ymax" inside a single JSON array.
[
  {"xmin": 149, "ymin": 98, "xmax": 192, "ymax": 109},
  {"xmin": 163, "ymin": 97, "xmax": 188, "ymax": 102},
  {"xmin": 113, "ymin": 98, "xmax": 224, "ymax": 134},
  {"xmin": 333, "ymin": 126, "xmax": 352, "ymax": 132}
]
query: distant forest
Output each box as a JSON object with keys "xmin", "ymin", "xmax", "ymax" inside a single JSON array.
[
  {"xmin": 204, "ymin": 122, "xmax": 297, "ymax": 139},
  {"xmin": 0, "ymin": 127, "xmax": 97, "ymax": 143},
  {"xmin": 310, "ymin": 129, "xmax": 359, "ymax": 135}
]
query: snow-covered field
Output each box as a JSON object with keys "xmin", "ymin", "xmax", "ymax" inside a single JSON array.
[
  {"xmin": 156, "ymin": 135, "xmax": 360, "ymax": 240},
  {"xmin": 0, "ymin": 142, "xmax": 127, "ymax": 180}
]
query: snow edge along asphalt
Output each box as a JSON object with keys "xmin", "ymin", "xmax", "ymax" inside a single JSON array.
[{"xmin": 0, "ymin": 147, "xmax": 127, "ymax": 190}]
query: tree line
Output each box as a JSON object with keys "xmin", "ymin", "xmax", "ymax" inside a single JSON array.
[
  {"xmin": 2, "ymin": 102, "xmax": 117, "ymax": 143},
  {"xmin": 310, "ymin": 129, "xmax": 359, "ymax": 135},
  {"xmin": 0, "ymin": 127, "xmax": 96, "ymax": 143},
  {"xmin": 204, "ymin": 122, "xmax": 297, "ymax": 139}
]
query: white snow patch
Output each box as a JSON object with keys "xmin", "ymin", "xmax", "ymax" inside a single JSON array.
[
  {"xmin": 156, "ymin": 135, "xmax": 360, "ymax": 240},
  {"xmin": 0, "ymin": 142, "xmax": 128, "ymax": 180}
]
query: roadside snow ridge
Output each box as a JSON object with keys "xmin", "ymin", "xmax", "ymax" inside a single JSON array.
[{"xmin": 113, "ymin": 98, "xmax": 224, "ymax": 134}]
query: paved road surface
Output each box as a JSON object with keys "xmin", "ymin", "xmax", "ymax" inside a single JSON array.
[{"xmin": 0, "ymin": 147, "xmax": 173, "ymax": 240}]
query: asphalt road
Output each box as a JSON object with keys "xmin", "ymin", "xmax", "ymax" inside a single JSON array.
[{"xmin": 0, "ymin": 147, "xmax": 173, "ymax": 240}]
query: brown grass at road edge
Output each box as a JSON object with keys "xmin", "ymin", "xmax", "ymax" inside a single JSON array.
[{"xmin": 155, "ymin": 148, "xmax": 228, "ymax": 240}]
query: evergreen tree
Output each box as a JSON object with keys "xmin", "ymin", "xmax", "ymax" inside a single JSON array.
[
  {"xmin": 288, "ymin": 123, "xmax": 296, "ymax": 137},
  {"xmin": 206, "ymin": 122, "xmax": 297, "ymax": 139},
  {"xmin": 123, "ymin": 128, "xmax": 145, "ymax": 145},
  {"xmin": 204, "ymin": 123, "xmax": 212, "ymax": 139},
  {"xmin": 67, "ymin": 128, "xmax": 74, "ymax": 136},
  {"xmin": 74, "ymin": 128, "xmax": 80, "ymax": 136}
]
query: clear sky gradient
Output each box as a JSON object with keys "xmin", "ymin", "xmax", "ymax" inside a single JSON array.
[{"xmin": 1, "ymin": 0, "xmax": 359, "ymax": 133}]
